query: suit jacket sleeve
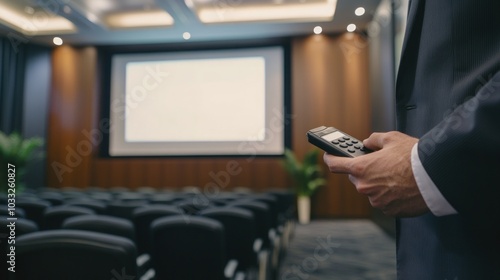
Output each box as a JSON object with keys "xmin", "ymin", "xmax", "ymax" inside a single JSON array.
[{"xmin": 417, "ymin": 71, "xmax": 500, "ymax": 221}]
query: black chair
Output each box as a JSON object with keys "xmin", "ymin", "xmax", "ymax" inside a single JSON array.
[
  {"xmin": 266, "ymin": 189, "xmax": 296, "ymax": 255},
  {"xmin": 61, "ymin": 214, "xmax": 152, "ymax": 276},
  {"xmin": 109, "ymin": 186, "xmax": 130, "ymax": 195},
  {"xmin": 228, "ymin": 200, "xmax": 273, "ymax": 248},
  {"xmin": 132, "ymin": 205, "xmax": 184, "ymax": 255},
  {"xmin": 209, "ymin": 193, "xmax": 242, "ymax": 206},
  {"xmin": 151, "ymin": 215, "xmax": 239, "ymax": 280},
  {"xmin": 136, "ymin": 186, "xmax": 157, "ymax": 195},
  {"xmin": 1, "ymin": 216, "xmax": 39, "ymax": 280},
  {"xmin": 43, "ymin": 205, "xmax": 95, "ymax": 229},
  {"xmin": 149, "ymin": 193, "xmax": 177, "ymax": 205},
  {"xmin": 14, "ymin": 229, "xmax": 138, "ymax": 280},
  {"xmin": 38, "ymin": 192, "xmax": 65, "ymax": 206},
  {"xmin": 16, "ymin": 198, "xmax": 51, "ymax": 227},
  {"xmin": 267, "ymin": 189, "xmax": 295, "ymax": 224},
  {"xmin": 175, "ymin": 197, "xmax": 212, "ymax": 215},
  {"xmin": 65, "ymin": 198, "xmax": 107, "ymax": 214},
  {"xmin": 59, "ymin": 188, "xmax": 88, "ymax": 200},
  {"xmin": 0, "ymin": 193, "xmax": 7, "ymax": 204},
  {"xmin": 115, "ymin": 192, "xmax": 148, "ymax": 203},
  {"xmin": 247, "ymin": 194, "xmax": 279, "ymax": 229},
  {"xmin": 106, "ymin": 200, "xmax": 149, "ymax": 220},
  {"xmin": 228, "ymin": 200, "xmax": 278, "ymax": 279},
  {"xmin": 199, "ymin": 207, "xmax": 258, "ymax": 271},
  {"xmin": 62, "ymin": 214, "xmax": 136, "ymax": 242},
  {"xmin": 249, "ymin": 194, "xmax": 286, "ymax": 276},
  {"xmin": 0, "ymin": 205, "xmax": 26, "ymax": 218},
  {"xmin": 0, "ymin": 215, "xmax": 39, "ymax": 235},
  {"xmin": 88, "ymin": 192, "xmax": 113, "ymax": 203}
]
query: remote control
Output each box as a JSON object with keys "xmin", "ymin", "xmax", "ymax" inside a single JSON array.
[{"xmin": 307, "ymin": 126, "xmax": 372, "ymax": 157}]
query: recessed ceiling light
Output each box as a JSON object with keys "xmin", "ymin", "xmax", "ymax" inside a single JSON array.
[
  {"xmin": 355, "ymin": 7, "xmax": 365, "ymax": 16},
  {"xmin": 53, "ymin": 37, "xmax": 63, "ymax": 46},
  {"xmin": 0, "ymin": 2, "xmax": 77, "ymax": 35},
  {"xmin": 313, "ymin": 26, "xmax": 322, "ymax": 35},
  {"xmin": 63, "ymin": 6, "xmax": 72, "ymax": 14},
  {"xmin": 183, "ymin": 32, "xmax": 191, "ymax": 40},
  {"xmin": 347, "ymin": 23, "xmax": 356, "ymax": 32}
]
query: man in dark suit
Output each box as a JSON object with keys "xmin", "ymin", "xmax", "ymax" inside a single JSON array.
[{"xmin": 323, "ymin": 0, "xmax": 500, "ymax": 278}]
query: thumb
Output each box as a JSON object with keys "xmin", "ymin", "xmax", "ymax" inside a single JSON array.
[
  {"xmin": 323, "ymin": 152, "xmax": 355, "ymax": 174},
  {"xmin": 362, "ymin": 132, "xmax": 387, "ymax": 151}
]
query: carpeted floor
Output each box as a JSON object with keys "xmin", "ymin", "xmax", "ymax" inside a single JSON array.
[{"xmin": 278, "ymin": 219, "xmax": 397, "ymax": 280}]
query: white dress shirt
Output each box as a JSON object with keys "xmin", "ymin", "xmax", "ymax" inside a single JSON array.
[{"xmin": 411, "ymin": 143, "xmax": 458, "ymax": 216}]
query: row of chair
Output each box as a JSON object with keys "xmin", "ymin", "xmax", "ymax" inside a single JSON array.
[{"xmin": 1, "ymin": 187, "xmax": 296, "ymax": 280}]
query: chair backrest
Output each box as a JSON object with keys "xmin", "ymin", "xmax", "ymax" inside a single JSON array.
[
  {"xmin": 175, "ymin": 197, "xmax": 212, "ymax": 215},
  {"xmin": 62, "ymin": 214, "xmax": 136, "ymax": 242},
  {"xmin": 266, "ymin": 189, "xmax": 295, "ymax": 223},
  {"xmin": 199, "ymin": 207, "xmax": 257, "ymax": 269},
  {"xmin": 65, "ymin": 199, "xmax": 107, "ymax": 214},
  {"xmin": 15, "ymin": 229, "xmax": 138, "ymax": 280},
  {"xmin": 151, "ymin": 215, "xmax": 227, "ymax": 280},
  {"xmin": 106, "ymin": 200, "xmax": 148, "ymax": 220},
  {"xmin": 245, "ymin": 194, "xmax": 279, "ymax": 228},
  {"xmin": 132, "ymin": 205, "xmax": 184, "ymax": 254},
  {"xmin": 0, "ymin": 216, "xmax": 39, "ymax": 280},
  {"xmin": 227, "ymin": 200, "xmax": 273, "ymax": 247},
  {"xmin": 16, "ymin": 199, "xmax": 52, "ymax": 227},
  {"xmin": 0, "ymin": 215, "xmax": 39, "ymax": 236},
  {"xmin": 38, "ymin": 192, "xmax": 65, "ymax": 206},
  {"xmin": 115, "ymin": 192, "xmax": 148, "ymax": 203},
  {"xmin": 0, "ymin": 205, "xmax": 26, "ymax": 218},
  {"xmin": 43, "ymin": 205, "xmax": 95, "ymax": 230}
]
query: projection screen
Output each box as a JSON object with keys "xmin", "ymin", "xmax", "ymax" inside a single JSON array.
[{"xmin": 108, "ymin": 46, "xmax": 285, "ymax": 156}]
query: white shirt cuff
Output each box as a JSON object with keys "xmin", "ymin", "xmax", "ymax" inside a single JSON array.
[{"xmin": 411, "ymin": 143, "xmax": 458, "ymax": 216}]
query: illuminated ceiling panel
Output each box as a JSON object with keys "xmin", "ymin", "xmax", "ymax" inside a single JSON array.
[
  {"xmin": 105, "ymin": 9, "xmax": 174, "ymax": 29},
  {"xmin": 0, "ymin": 0, "xmax": 380, "ymax": 46},
  {"xmin": 70, "ymin": 0, "xmax": 174, "ymax": 29},
  {"xmin": 0, "ymin": 1, "xmax": 76, "ymax": 35},
  {"xmin": 189, "ymin": 0, "xmax": 338, "ymax": 24}
]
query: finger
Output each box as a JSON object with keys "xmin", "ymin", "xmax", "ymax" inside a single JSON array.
[
  {"xmin": 362, "ymin": 132, "xmax": 387, "ymax": 150},
  {"xmin": 348, "ymin": 174, "xmax": 358, "ymax": 185},
  {"xmin": 323, "ymin": 152, "xmax": 355, "ymax": 174}
]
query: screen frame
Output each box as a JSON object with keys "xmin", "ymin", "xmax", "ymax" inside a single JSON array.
[{"xmin": 97, "ymin": 39, "xmax": 292, "ymax": 158}]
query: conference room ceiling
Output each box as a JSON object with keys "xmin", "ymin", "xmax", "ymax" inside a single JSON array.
[{"xmin": 0, "ymin": 0, "xmax": 381, "ymax": 46}]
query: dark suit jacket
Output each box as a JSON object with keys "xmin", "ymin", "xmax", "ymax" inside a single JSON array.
[{"xmin": 395, "ymin": 0, "xmax": 500, "ymax": 279}]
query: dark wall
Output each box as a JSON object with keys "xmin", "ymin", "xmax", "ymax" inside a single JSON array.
[{"xmin": 23, "ymin": 46, "xmax": 51, "ymax": 188}]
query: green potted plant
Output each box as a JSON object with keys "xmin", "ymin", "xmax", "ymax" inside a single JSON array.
[
  {"xmin": 0, "ymin": 131, "xmax": 44, "ymax": 194},
  {"xmin": 282, "ymin": 148, "xmax": 326, "ymax": 224}
]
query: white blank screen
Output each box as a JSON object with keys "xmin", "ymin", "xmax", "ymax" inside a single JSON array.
[
  {"xmin": 125, "ymin": 57, "xmax": 265, "ymax": 142},
  {"xmin": 109, "ymin": 47, "xmax": 285, "ymax": 156}
]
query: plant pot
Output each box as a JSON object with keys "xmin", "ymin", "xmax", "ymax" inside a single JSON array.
[{"xmin": 297, "ymin": 196, "xmax": 311, "ymax": 224}]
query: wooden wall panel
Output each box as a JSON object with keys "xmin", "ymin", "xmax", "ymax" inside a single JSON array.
[
  {"xmin": 291, "ymin": 34, "xmax": 372, "ymax": 218},
  {"xmin": 46, "ymin": 46, "xmax": 96, "ymax": 188},
  {"xmin": 47, "ymin": 33, "xmax": 372, "ymax": 217}
]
